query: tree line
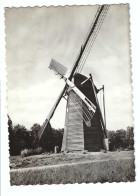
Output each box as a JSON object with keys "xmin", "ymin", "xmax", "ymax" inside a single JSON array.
[
  {"xmin": 107, "ymin": 128, "xmax": 134, "ymax": 151},
  {"xmin": 8, "ymin": 116, "xmax": 134, "ymax": 156},
  {"xmin": 8, "ymin": 116, "xmax": 63, "ymax": 156}
]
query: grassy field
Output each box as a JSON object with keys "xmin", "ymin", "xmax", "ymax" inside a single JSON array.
[{"xmin": 10, "ymin": 151, "xmax": 135, "ymax": 185}]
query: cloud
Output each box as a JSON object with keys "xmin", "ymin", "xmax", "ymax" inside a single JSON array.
[
  {"xmin": 104, "ymin": 84, "xmax": 133, "ymax": 130},
  {"xmin": 8, "ymin": 78, "xmax": 66, "ymax": 129},
  {"xmin": 6, "ymin": 5, "xmax": 133, "ymax": 130}
]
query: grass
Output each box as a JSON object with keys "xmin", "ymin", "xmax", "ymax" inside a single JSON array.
[
  {"xmin": 10, "ymin": 151, "xmax": 134, "ymax": 169},
  {"xmin": 10, "ymin": 158, "xmax": 135, "ymax": 185},
  {"xmin": 10, "ymin": 151, "xmax": 135, "ymax": 185}
]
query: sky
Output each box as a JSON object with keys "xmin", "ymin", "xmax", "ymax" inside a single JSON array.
[{"xmin": 5, "ymin": 4, "xmax": 133, "ymax": 131}]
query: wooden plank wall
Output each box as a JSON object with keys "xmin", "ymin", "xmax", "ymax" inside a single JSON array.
[
  {"xmin": 61, "ymin": 91, "xmax": 84, "ymax": 151},
  {"xmin": 84, "ymin": 111, "xmax": 104, "ymax": 151}
]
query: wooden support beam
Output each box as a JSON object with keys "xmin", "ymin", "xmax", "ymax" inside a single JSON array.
[
  {"xmin": 102, "ymin": 85, "xmax": 106, "ymax": 130},
  {"xmin": 89, "ymin": 74, "xmax": 107, "ymax": 138},
  {"xmin": 81, "ymin": 76, "xmax": 91, "ymax": 86}
]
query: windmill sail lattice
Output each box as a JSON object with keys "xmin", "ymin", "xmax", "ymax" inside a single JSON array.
[
  {"xmin": 75, "ymin": 5, "xmax": 110, "ymax": 73},
  {"xmin": 49, "ymin": 59, "xmax": 68, "ymax": 77},
  {"xmin": 68, "ymin": 90, "xmax": 95, "ymax": 125}
]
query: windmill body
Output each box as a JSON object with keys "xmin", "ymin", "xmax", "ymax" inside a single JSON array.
[{"xmin": 62, "ymin": 73, "xmax": 105, "ymax": 152}]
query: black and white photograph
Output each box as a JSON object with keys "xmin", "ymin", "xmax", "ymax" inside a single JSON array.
[{"xmin": 5, "ymin": 4, "xmax": 135, "ymax": 185}]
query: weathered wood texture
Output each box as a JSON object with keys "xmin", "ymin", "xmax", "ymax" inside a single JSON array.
[
  {"xmin": 84, "ymin": 112, "xmax": 103, "ymax": 151},
  {"xmin": 61, "ymin": 73, "xmax": 104, "ymax": 152},
  {"xmin": 61, "ymin": 91, "xmax": 84, "ymax": 151}
]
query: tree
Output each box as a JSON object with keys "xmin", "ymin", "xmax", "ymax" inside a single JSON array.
[
  {"xmin": 107, "ymin": 128, "xmax": 134, "ymax": 151},
  {"xmin": 126, "ymin": 127, "xmax": 134, "ymax": 149},
  {"xmin": 30, "ymin": 123, "xmax": 41, "ymax": 148},
  {"xmin": 39, "ymin": 121, "xmax": 54, "ymax": 151},
  {"xmin": 12, "ymin": 124, "xmax": 31, "ymax": 155},
  {"xmin": 31, "ymin": 123, "xmax": 41, "ymax": 132},
  {"xmin": 107, "ymin": 130, "xmax": 117, "ymax": 151},
  {"xmin": 8, "ymin": 117, "xmax": 64, "ymax": 155},
  {"xmin": 116, "ymin": 129, "xmax": 126, "ymax": 139},
  {"xmin": 52, "ymin": 128, "xmax": 64, "ymax": 151},
  {"xmin": 37, "ymin": 122, "xmax": 64, "ymax": 152},
  {"xmin": 8, "ymin": 117, "xmax": 32, "ymax": 156},
  {"xmin": 8, "ymin": 115, "xmax": 15, "ymax": 155}
]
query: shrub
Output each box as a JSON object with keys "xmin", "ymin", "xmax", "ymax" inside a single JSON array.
[
  {"xmin": 21, "ymin": 147, "xmax": 43, "ymax": 157},
  {"xmin": 34, "ymin": 147, "xmax": 43, "ymax": 155},
  {"xmin": 21, "ymin": 149, "xmax": 28, "ymax": 157}
]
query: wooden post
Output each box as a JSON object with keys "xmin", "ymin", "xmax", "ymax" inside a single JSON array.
[{"xmin": 102, "ymin": 85, "xmax": 106, "ymax": 130}]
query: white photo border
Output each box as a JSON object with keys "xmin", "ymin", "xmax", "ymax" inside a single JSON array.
[{"xmin": 0, "ymin": 0, "xmax": 140, "ymax": 196}]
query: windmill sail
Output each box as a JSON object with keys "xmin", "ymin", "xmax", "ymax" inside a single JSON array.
[
  {"xmin": 69, "ymin": 5, "xmax": 110, "ymax": 77},
  {"xmin": 49, "ymin": 59, "xmax": 68, "ymax": 77},
  {"xmin": 75, "ymin": 5, "xmax": 110, "ymax": 73}
]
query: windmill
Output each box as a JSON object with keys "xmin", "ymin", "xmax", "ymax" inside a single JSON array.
[{"xmin": 38, "ymin": 5, "xmax": 110, "ymax": 152}]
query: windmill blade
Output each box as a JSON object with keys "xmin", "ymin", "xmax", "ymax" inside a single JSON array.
[
  {"xmin": 49, "ymin": 59, "xmax": 68, "ymax": 77},
  {"xmin": 49, "ymin": 6, "xmax": 109, "ymax": 82},
  {"xmin": 38, "ymin": 60, "xmax": 68, "ymax": 142},
  {"xmin": 69, "ymin": 5, "xmax": 110, "ymax": 77},
  {"xmin": 76, "ymin": 5, "xmax": 110, "ymax": 73},
  {"xmin": 38, "ymin": 85, "xmax": 67, "ymax": 141}
]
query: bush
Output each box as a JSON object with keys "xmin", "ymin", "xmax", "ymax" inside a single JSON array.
[
  {"xmin": 21, "ymin": 147, "xmax": 43, "ymax": 157},
  {"xmin": 34, "ymin": 147, "xmax": 43, "ymax": 155},
  {"xmin": 21, "ymin": 149, "xmax": 28, "ymax": 157}
]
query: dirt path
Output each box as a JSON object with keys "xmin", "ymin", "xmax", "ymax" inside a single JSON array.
[
  {"xmin": 10, "ymin": 156, "xmax": 133, "ymax": 172},
  {"xmin": 10, "ymin": 150, "xmax": 134, "ymax": 170}
]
